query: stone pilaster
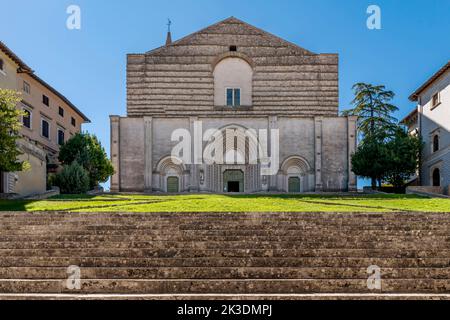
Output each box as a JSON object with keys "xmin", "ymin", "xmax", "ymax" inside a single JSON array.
[
  {"xmin": 189, "ymin": 116, "xmax": 199, "ymax": 192},
  {"xmin": 109, "ymin": 115, "xmax": 120, "ymax": 193},
  {"xmin": 268, "ymin": 115, "xmax": 278, "ymax": 191},
  {"xmin": 144, "ymin": 116, "xmax": 153, "ymax": 193},
  {"xmin": 314, "ymin": 117, "xmax": 323, "ymax": 191},
  {"xmin": 347, "ymin": 116, "xmax": 358, "ymax": 191}
]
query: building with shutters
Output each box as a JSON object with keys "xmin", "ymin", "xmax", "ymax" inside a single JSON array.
[
  {"xmin": 402, "ymin": 60, "xmax": 450, "ymax": 194},
  {"xmin": 110, "ymin": 17, "xmax": 357, "ymax": 193},
  {"xmin": 0, "ymin": 41, "xmax": 90, "ymax": 196}
]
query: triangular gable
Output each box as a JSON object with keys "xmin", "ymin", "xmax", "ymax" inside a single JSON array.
[{"xmin": 146, "ymin": 16, "xmax": 315, "ymax": 56}]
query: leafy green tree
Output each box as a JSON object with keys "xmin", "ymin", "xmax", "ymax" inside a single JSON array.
[
  {"xmin": 0, "ymin": 89, "xmax": 25, "ymax": 172},
  {"xmin": 52, "ymin": 161, "xmax": 90, "ymax": 194},
  {"xmin": 343, "ymin": 83, "xmax": 399, "ymax": 188},
  {"xmin": 351, "ymin": 131, "xmax": 390, "ymax": 189},
  {"xmin": 384, "ymin": 127, "xmax": 422, "ymax": 189},
  {"xmin": 58, "ymin": 133, "xmax": 114, "ymax": 189},
  {"xmin": 342, "ymin": 83, "xmax": 399, "ymax": 137}
]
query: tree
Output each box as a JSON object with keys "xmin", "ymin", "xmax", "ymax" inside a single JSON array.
[
  {"xmin": 58, "ymin": 133, "xmax": 114, "ymax": 189},
  {"xmin": 342, "ymin": 83, "xmax": 399, "ymax": 188},
  {"xmin": 351, "ymin": 130, "xmax": 390, "ymax": 189},
  {"xmin": 52, "ymin": 161, "xmax": 90, "ymax": 194},
  {"xmin": 342, "ymin": 83, "xmax": 399, "ymax": 138},
  {"xmin": 0, "ymin": 89, "xmax": 25, "ymax": 172},
  {"xmin": 384, "ymin": 127, "xmax": 422, "ymax": 189}
]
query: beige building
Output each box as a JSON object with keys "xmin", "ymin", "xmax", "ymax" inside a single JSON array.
[
  {"xmin": 403, "ymin": 61, "xmax": 450, "ymax": 194},
  {"xmin": 0, "ymin": 41, "xmax": 90, "ymax": 196},
  {"xmin": 110, "ymin": 17, "xmax": 357, "ymax": 193}
]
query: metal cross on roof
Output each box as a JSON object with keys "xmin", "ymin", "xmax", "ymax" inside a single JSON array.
[{"xmin": 167, "ymin": 18, "xmax": 172, "ymax": 33}]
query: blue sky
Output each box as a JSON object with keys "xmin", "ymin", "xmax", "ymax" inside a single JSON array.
[{"xmin": 1, "ymin": 0, "xmax": 449, "ymax": 188}]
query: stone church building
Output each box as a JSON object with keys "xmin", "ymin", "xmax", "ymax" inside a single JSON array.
[{"xmin": 110, "ymin": 17, "xmax": 357, "ymax": 193}]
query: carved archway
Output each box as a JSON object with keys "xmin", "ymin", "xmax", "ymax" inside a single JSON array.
[
  {"xmin": 280, "ymin": 156, "xmax": 313, "ymax": 192},
  {"xmin": 155, "ymin": 156, "xmax": 186, "ymax": 192}
]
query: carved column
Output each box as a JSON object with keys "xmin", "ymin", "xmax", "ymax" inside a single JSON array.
[
  {"xmin": 109, "ymin": 115, "xmax": 120, "ymax": 192},
  {"xmin": 144, "ymin": 116, "xmax": 153, "ymax": 193}
]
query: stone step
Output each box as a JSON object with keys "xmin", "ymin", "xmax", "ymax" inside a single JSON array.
[
  {"xmin": 0, "ymin": 267, "xmax": 448, "ymax": 280},
  {"xmin": 3, "ymin": 225, "xmax": 449, "ymax": 233},
  {"xmin": 0, "ymin": 240, "xmax": 447, "ymax": 250},
  {"xmin": 0, "ymin": 248, "xmax": 449, "ymax": 259},
  {"xmin": 0, "ymin": 211, "xmax": 449, "ymax": 296},
  {"xmin": 3, "ymin": 218, "xmax": 450, "ymax": 226},
  {"xmin": 1, "ymin": 211, "xmax": 448, "ymax": 216},
  {"xmin": 2, "ymin": 215, "xmax": 449, "ymax": 224},
  {"xmin": 0, "ymin": 256, "xmax": 449, "ymax": 268},
  {"xmin": 0, "ymin": 230, "xmax": 450, "ymax": 243},
  {"xmin": 1, "ymin": 293, "xmax": 450, "ymax": 300},
  {"xmin": 0, "ymin": 230, "xmax": 448, "ymax": 240},
  {"xmin": 0, "ymin": 278, "xmax": 449, "ymax": 294},
  {"xmin": 1, "ymin": 212, "xmax": 449, "ymax": 223}
]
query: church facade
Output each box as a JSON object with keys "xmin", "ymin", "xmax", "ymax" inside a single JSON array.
[{"xmin": 110, "ymin": 17, "xmax": 357, "ymax": 193}]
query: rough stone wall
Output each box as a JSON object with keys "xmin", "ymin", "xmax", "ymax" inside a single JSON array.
[
  {"xmin": 152, "ymin": 118, "xmax": 190, "ymax": 166},
  {"xmin": 113, "ymin": 115, "xmax": 354, "ymax": 192},
  {"xmin": 127, "ymin": 17, "xmax": 338, "ymax": 117},
  {"xmin": 321, "ymin": 118, "xmax": 349, "ymax": 191},
  {"xmin": 119, "ymin": 117, "xmax": 145, "ymax": 191},
  {"xmin": 278, "ymin": 118, "xmax": 315, "ymax": 168}
]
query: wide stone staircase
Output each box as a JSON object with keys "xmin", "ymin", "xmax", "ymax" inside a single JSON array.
[{"xmin": 0, "ymin": 211, "xmax": 449, "ymax": 299}]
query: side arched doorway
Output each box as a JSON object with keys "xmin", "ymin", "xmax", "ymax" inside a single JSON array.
[
  {"xmin": 288, "ymin": 177, "xmax": 301, "ymax": 193},
  {"xmin": 280, "ymin": 156, "xmax": 313, "ymax": 192},
  {"xmin": 155, "ymin": 156, "xmax": 186, "ymax": 193},
  {"xmin": 167, "ymin": 176, "xmax": 179, "ymax": 193},
  {"xmin": 223, "ymin": 170, "xmax": 244, "ymax": 192},
  {"xmin": 432, "ymin": 168, "xmax": 441, "ymax": 187}
]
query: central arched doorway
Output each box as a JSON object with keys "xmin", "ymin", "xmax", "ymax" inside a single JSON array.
[{"xmin": 223, "ymin": 170, "xmax": 244, "ymax": 192}]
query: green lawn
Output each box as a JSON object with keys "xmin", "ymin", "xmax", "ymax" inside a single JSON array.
[{"xmin": 0, "ymin": 193, "xmax": 449, "ymax": 212}]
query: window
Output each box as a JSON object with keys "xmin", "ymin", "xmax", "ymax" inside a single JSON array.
[
  {"xmin": 432, "ymin": 168, "xmax": 440, "ymax": 187},
  {"xmin": 433, "ymin": 134, "xmax": 440, "ymax": 153},
  {"xmin": 22, "ymin": 108, "xmax": 32, "ymax": 129},
  {"xmin": 71, "ymin": 117, "xmax": 76, "ymax": 127},
  {"xmin": 229, "ymin": 45, "xmax": 237, "ymax": 52},
  {"xmin": 432, "ymin": 92, "xmax": 440, "ymax": 108},
  {"xmin": 58, "ymin": 107, "xmax": 64, "ymax": 117},
  {"xmin": 42, "ymin": 95, "xmax": 49, "ymax": 106},
  {"xmin": 57, "ymin": 129, "xmax": 65, "ymax": 146},
  {"xmin": 41, "ymin": 119, "xmax": 50, "ymax": 139},
  {"xmin": 226, "ymin": 88, "xmax": 241, "ymax": 107},
  {"xmin": 23, "ymin": 81, "xmax": 30, "ymax": 94},
  {"xmin": 0, "ymin": 58, "xmax": 3, "ymax": 71},
  {"xmin": 213, "ymin": 57, "xmax": 253, "ymax": 107}
]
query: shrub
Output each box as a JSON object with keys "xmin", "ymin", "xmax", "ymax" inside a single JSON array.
[
  {"xmin": 58, "ymin": 133, "xmax": 114, "ymax": 189},
  {"xmin": 53, "ymin": 161, "xmax": 90, "ymax": 194}
]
